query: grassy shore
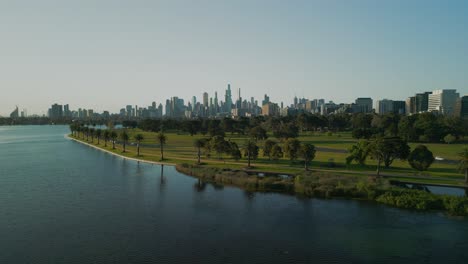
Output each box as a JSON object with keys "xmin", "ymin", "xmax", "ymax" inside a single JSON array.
[
  {"xmin": 69, "ymin": 132, "xmax": 468, "ymax": 216},
  {"xmin": 72, "ymin": 129, "xmax": 467, "ymax": 186}
]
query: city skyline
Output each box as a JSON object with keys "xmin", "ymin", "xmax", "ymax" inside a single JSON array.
[
  {"xmin": 10, "ymin": 87, "xmax": 465, "ymax": 120},
  {"xmin": 1, "ymin": 1, "xmax": 468, "ymax": 115}
]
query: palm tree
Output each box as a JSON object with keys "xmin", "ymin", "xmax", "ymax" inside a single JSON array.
[
  {"xmin": 157, "ymin": 132, "xmax": 167, "ymax": 161},
  {"xmin": 458, "ymin": 147, "xmax": 468, "ymax": 184},
  {"xmin": 193, "ymin": 138, "xmax": 206, "ymax": 165},
  {"xmin": 120, "ymin": 130, "xmax": 129, "ymax": 153},
  {"xmin": 134, "ymin": 134, "xmax": 144, "ymax": 156},
  {"xmin": 110, "ymin": 131, "xmax": 118, "ymax": 149},
  {"xmin": 103, "ymin": 130, "xmax": 110, "ymax": 147},
  {"xmin": 95, "ymin": 129, "xmax": 102, "ymax": 145},
  {"xmin": 84, "ymin": 127, "xmax": 90, "ymax": 141},
  {"xmin": 89, "ymin": 128, "xmax": 95, "ymax": 143},
  {"xmin": 69, "ymin": 124, "xmax": 76, "ymax": 137}
]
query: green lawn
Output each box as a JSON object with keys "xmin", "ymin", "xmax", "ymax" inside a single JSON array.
[{"xmin": 72, "ymin": 129, "xmax": 467, "ymax": 186}]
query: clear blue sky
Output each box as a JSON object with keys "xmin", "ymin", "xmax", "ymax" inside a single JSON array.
[{"xmin": 1, "ymin": 0, "xmax": 467, "ymax": 115}]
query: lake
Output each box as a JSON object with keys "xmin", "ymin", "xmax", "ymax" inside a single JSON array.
[{"xmin": 1, "ymin": 125, "xmax": 467, "ymax": 263}]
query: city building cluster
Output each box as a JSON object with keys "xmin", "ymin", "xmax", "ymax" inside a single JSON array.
[{"xmin": 8, "ymin": 85, "xmax": 468, "ymax": 120}]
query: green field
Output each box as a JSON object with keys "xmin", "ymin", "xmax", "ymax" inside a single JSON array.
[{"xmin": 71, "ymin": 129, "xmax": 468, "ymax": 186}]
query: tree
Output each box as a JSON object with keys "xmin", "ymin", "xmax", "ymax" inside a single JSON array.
[
  {"xmin": 228, "ymin": 141, "xmax": 242, "ymax": 161},
  {"xmin": 69, "ymin": 124, "xmax": 76, "ymax": 137},
  {"xmin": 249, "ymin": 126, "xmax": 268, "ymax": 141},
  {"xmin": 89, "ymin": 128, "xmax": 95, "ymax": 143},
  {"xmin": 381, "ymin": 137, "xmax": 410, "ymax": 168},
  {"xmin": 271, "ymin": 145, "xmax": 283, "ymax": 161},
  {"xmin": 134, "ymin": 134, "xmax": 144, "ymax": 156},
  {"xmin": 110, "ymin": 131, "xmax": 118, "ymax": 149},
  {"xmin": 157, "ymin": 132, "xmax": 167, "ymax": 161},
  {"xmin": 263, "ymin": 139, "xmax": 277, "ymax": 160},
  {"xmin": 408, "ymin": 145, "xmax": 435, "ymax": 172},
  {"xmin": 120, "ymin": 131, "xmax": 129, "ymax": 152},
  {"xmin": 368, "ymin": 137, "xmax": 410, "ymax": 176},
  {"xmin": 243, "ymin": 140, "xmax": 259, "ymax": 168},
  {"xmin": 458, "ymin": 147, "xmax": 468, "ymax": 184},
  {"xmin": 84, "ymin": 127, "xmax": 89, "ymax": 141},
  {"xmin": 300, "ymin": 143, "xmax": 316, "ymax": 170},
  {"xmin": 103, "ymin": 130, "xmax": 110, "ymax": 147},
  {"xmin": 193, "ymin": 138, "xmax": 206, "ymax": 164},
  {"xmin": 211, "ymin": 135, "xmax": 227, "ymax": 159},
  {"xmin": 346, "ymin": 140, "xmax": 370, "ymax": 166},
  {"xmin": 368, "ymin": 138, "xmax": 385, "ymax": 177},
  {"xmin": 95, "ymin": 129, "xmax": 102, "ymax": 145},
  {"xmin": 444, "ymin": 134, "xmax": 456, "ymax": 144},
  {"xmin": 283, "ymin": 138, "xmax": 301, "ymax": 161}
]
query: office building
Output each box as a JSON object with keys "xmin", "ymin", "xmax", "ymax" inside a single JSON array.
[
  {"xmin": 355, "ymin": 98, "xmax": 373, "ymax": 113},
  {"xmin": 428, "ymin": 89, "xmax": 459, "ymax": 115}
]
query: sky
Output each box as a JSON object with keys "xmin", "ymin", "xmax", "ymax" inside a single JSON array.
[{"xmin": 0, "ymin": 0, "xmax": 467, "ymax": 116}]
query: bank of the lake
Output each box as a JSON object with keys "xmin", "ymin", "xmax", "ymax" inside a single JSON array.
[{"xmin": 69, "ymin": 134, "xmax": 468, "ymax": 216}]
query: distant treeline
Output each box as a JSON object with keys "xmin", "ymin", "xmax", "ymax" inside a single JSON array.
[{"xmin": 134, "ymin": 112, "xmax": 468, "ymax": 143}]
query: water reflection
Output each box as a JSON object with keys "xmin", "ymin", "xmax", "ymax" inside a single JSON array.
[
  {"xmin": 193, "ymin": 179, "xmax": 207, "ymax": 192},
  {"xmin": 159, "ymin": 165, "xmax": 166, "ymax": 190}
]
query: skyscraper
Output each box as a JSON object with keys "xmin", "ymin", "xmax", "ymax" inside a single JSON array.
[
  {"xmin": 224, "ymin": 84, "xmax": 233, "ymax": 113},
  {"xmin": 214, "ymin": 92, "xmax": 218, "ymax": 113},
  {"xmin": 203, "ymin": 92, "xmax": 209, "ymax": 107}
]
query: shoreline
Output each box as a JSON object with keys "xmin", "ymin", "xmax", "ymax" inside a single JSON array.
[
  {"xmin": 67, "ymin": 134, "xmax": 468, "ymax": 216},
  {"xmin": 66, "ymin": 135, "xmax": 176, "ymax": 166}
]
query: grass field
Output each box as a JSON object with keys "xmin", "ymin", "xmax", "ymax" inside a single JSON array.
[{"xmin": 72, "ymin": 129, "xmax": 468, "ymax": 186}]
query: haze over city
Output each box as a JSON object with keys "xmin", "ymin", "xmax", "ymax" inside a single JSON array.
[{"xmin": 1, "ymin": 0, "xmax": 468, "ymax": 116}]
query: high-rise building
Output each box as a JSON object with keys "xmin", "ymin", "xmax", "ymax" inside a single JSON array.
[
  {"xmin": 375, "ymin": 99, "xmax": 393, "ymax": 114},
  {"xmin": 415, "ymin": 92, "xmax": 432, "ymax": 113},
  {"xmin": 428, "ymin": 89, "xmax": 460, "ymax": 115},
  {"xmin": 405, "ymin": 97, "xmax": 415, "ymax": 115},
  {"xmin": 203, "ymin": 92, "xmax": 209, "ymax": 107},
  {"xmin": 126, "ymin": 105, "xmax": 133, "ymax": 117},
  {"xmin": 392, "ymin": 100, "xmax": 406, "ymax": 114},
  {"xmin": 10, "ymin": 106, "xmax": 19, "ymax": 119},
  {"xmin": 262, "ymin": 94, "xmax": 270, "ymax": 106},
  {"xmin": 64, "ymin": 104, "xmax": 70, "ymax": 117},
  {"xmin": 214, "ymin": 92, "xmax": 218, "ymax": 113},
  {"xmin": 49, "ymin": 104, "xmax": 63, "ymax": 119},
  {"xmin": 261, "ymin": 102, "xmax": 279, "ymax": 116},
  {"xmin": 355, "ymin": 98, "xmax": 373, "ymax": 113},
  {"xmin": 224, "ymin": 84, "xmax": 233, "ymax": 113},
  {"xmin": 454, "ymin": 96, "xmax": 468, "ymax": 120}
]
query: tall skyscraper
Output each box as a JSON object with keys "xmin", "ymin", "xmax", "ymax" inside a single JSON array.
[
  {"xmin": 203, "ymin": 92, "xmax": 209, "ymax": 107},
  {"xmin": 214, "ymin": 92, "xmax": 218, "ymax": 112},
  {"xmin": 262, "ymin": 94, "xmax": 270, "ymax": 106},
  {"xmin": 224, "ymin": 84, "xmax": 233, "ymax": 113}
]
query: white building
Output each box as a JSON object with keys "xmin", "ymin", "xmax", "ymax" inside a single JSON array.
[{"xmin": 428, "ymin": 89, "xmax": 459, "ymax": 115}]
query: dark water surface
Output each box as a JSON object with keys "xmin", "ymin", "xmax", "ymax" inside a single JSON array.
[{"xmin": 1, "ymin": 126, "xmax": 468, "ymax": 264}]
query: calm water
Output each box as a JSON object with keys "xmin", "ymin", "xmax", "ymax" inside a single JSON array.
[{"xmin": 1, "ymin": 126, "xmax": 468, "ymax": 264}]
